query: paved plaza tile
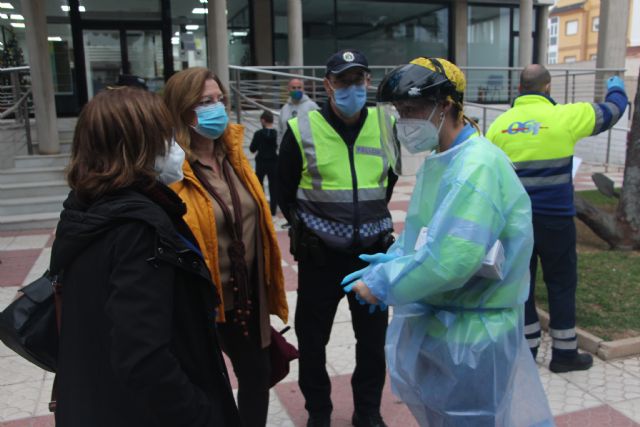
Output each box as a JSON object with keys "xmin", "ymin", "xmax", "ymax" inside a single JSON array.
[{"xmin": 0, "ymin": 165, "xmax": 636, "ymax": 426}]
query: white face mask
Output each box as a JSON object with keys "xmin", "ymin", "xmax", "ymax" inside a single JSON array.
[
  {"xmin": 154, "ymin": 138, "xmax": 185, "ymax": 185},
  {"xmin": 396, "ymin": 108, "xmax": 445, "ymax": 154}
]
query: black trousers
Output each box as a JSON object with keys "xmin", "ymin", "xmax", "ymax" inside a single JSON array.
[
  {"xmin": 218, "ymin": 309, "xmax": 271, "ymax": 427},
  {"xmin": 255, "ymin": 160, "xmax": 278, "ymax": 216},
  {"xmin": 525, "ymin": 214, "xmax": 578, "ymax": 357},
  {"xmin": 295, "ymin": 249, "xmax": 388, "ymax": 417}
]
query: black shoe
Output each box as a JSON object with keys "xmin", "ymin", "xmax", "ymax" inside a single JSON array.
[
  {"xmin": 307, "ymin": 414, "xmax": 330, "ymax": 427},
  {"xmin": 352, "ymin": 412, "xmax": 387, "ymax": 427},
  {"xmin": 549, "ymin": 352, "xmax": 593, "ymax": 373}
]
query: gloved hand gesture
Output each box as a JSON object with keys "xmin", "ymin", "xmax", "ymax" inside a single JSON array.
[
  {"xmin": 340, "ymin": 252, "xmax": 399, "ymax": 287},
  {"xmin": 345, "ymin": 280, "xmax": 388, "ymax": 313},
  {"xmin": 607, "ymin": 76, "xmax": 625, "ymax": 92}
]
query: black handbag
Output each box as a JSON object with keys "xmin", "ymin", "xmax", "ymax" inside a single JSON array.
[{"xmin": 0, "ymin": 271, "xmax": 61, "ymax": 372}]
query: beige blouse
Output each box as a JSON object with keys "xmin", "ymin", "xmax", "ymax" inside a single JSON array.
[{"xmin": 192, "ymin": 145, "xmax": 270, "ymax": 347}]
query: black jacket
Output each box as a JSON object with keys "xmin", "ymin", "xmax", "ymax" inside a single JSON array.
[
  {"xmin": 249, "ymin": 127, "xmax": 278, "ymax": 162},
  {"xmin": 51, "ymin": 184, "xmax": 241, "ymax": 427}
]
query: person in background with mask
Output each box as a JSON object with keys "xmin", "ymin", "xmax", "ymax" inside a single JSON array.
[
  {"xmin": 277, "ymin": 78, "xmax": 319, "ymax": 145},
  {"xmin": 342, "ymin": 58, "xmax": 554, "ymax": 427},
  {"xmin": 51, "ymin": 86, "xmax": 241, "ymax": 426},
  {"xmin": 164, "ymin": 67, "xmax": 289, "ymax": 427},
  {"xmin": 277, "ymin": 49, "xmax": 397, "ymax": 427}
]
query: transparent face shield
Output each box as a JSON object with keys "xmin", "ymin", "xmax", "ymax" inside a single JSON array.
[
  {"xmin": 377, "ymin": 102, "xmax": 401, "ymax": 175},
  {"xmin": 377, "ymin": 100, "xmax": 440, "ymax": 175}
]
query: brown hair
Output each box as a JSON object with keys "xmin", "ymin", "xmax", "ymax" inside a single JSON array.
[
  {"xmin": 66, "ymin": 87, "xmax": 173, "ymax": 203},
  {"xmin": 260, "ymin": 110, "xmax": 274, "ymax": 123},
  {"xmin": 163, "ymin": 67, "xmax": 227, "ymax": 160}
]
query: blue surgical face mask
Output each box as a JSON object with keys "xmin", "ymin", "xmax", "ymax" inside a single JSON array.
[
  {"xmin": 290, "ymin": 90, "xmax": 303, "ymax": 101},
  {"xmin": 331, "ymin": 84, "xmax": 367, "ymax": 118},
  {"xmin": 192, "ymin": 102, "xmax": 228, "ymax": 140}
]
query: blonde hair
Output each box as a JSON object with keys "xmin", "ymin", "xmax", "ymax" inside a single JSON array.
[
  {"xmin": 163, "ymin": 67, "xmax": 228, "ymax": 160},
  {"xmin": 409, "ymin": 57, "xmax": 480, "ymax": 133}
]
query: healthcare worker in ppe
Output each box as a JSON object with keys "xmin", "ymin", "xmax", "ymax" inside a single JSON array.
[{"xmin": 342, "ymin": 57, "xmax": 554, "ymax": 427}]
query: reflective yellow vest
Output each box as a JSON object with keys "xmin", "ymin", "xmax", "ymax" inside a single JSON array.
[{"xmin": 289, "ymin": 108, "xmax": 393, "ymax": 251}]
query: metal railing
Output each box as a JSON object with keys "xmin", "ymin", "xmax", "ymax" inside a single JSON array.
[
  {"xmin": 0, "ymin": 66, "xmax": 34, "ymax": 154},
  {"xmin": 229, "ymin": 65, "xmax": 627, "ymax": 110},
  {"xmin": 229, "ymin": 64, "xmax": 630, "ymax": 170}
]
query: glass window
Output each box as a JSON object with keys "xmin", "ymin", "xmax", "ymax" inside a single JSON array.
[
  {"xmin": 80, "ymin": 0, "xmax": 160, "ymax": 20},
  {"xmin": 548, "ymin": 51, "xmax": 557, "ymax": 64},
  {"xmin": 171, "ymin": 0, "xmax": 209, "ymax": 71},
  {"xmin": 273, "ymin": 0, "xmax": 448, "ymax": 72},
  {"xmin": 171, "ymin": 0, "xmax": 250, "ymax": 69},
  {"xmin": 566, "ymin": 20, "xmax": 578, "ymax": 35},
  {"xmin": 592, "ymin": 16, "xmax": 599, "ymax": 32},
  {"xmin": 564, "ymin": 55, "xmax": 577, "ymax": 63},
  {"xmin": 468, "ymin": 6, "xmax": 510, "ymax": 102},
  {"xmin": 335, "ymin": 1, "xmax": 448, "ymax": 74}
]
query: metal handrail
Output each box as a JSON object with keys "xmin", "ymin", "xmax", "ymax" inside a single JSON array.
[
  {"xmin": 0, "ymin": 66, "xmax": 34, "ymax": 154},
  {"xmin": 0, "ymin": 66, "xmax": 30, "ymax": 73},
  {"xmin": 0, "ymin": 88, "xmax": 31, "ymax": 119},
  {"xmin": 230, "ymin": 85, "xmax": 281, "ymax": 118}
]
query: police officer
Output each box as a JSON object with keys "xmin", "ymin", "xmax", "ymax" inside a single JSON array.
[
  {"xmin": 487, "ymin": 64, "xmax": 628, "ymax": 373},
  {"xmin": 277, "ymin": 49, "xmax": 397, "ymax": 427}
]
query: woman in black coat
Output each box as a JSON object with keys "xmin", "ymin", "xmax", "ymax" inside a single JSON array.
[{"xmin": 50, "ymin": 87, "xmax": 241, "ymax": 427}]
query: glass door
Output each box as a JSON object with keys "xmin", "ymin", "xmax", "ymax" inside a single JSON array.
[
  {"xmin": 82, "ymin": 28, "xmax": 166, "ymax": 99},
  {"xmin": 125, "ymin": 30, "xmax": 165, "ymax": 92},
  {"xmin": 82, "ymin": 29, "xmax": 122, "ymax": 99}
]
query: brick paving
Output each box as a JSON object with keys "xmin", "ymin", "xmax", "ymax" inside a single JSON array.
[{"xmin": 1, "ymin": 166, "xmax": 638, "ymax": 426}]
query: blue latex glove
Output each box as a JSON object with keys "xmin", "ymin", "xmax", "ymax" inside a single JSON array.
[
  {"xmin": 344, "ymin": 282, "xmax": 388, "ymax": 313},
  {"xmin": 340, "ymin": 252, "xmax": 399, "ymax": 287},
  {"xmin": 607, "ymin": 76, "xmax": 625, "ymax": 92}
]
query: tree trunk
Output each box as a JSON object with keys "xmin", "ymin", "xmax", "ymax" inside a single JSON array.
[{"xmin": 574, "ymin": 70, "xmax": 640, "ymax": 250}]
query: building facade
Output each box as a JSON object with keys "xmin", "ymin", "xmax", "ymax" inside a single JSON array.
[
  {"xmin": 1, "ymin": 0, "xmax": 553, "ymax": 116},
  {"xmin": 549, "ymin": 0, "xmax": 639, "ymax": 64}
]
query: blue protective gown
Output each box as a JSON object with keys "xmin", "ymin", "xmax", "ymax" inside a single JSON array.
[{"xmin": 362, "ymin": 130, "xmax": 554, "ymax": 426}]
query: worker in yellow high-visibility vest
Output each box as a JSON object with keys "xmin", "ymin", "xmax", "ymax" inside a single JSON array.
[{"xmin": 486, "ymin": 64, "xmax": 628, "ymax": 373}]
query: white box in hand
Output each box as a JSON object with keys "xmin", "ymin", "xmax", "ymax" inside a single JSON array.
[{"xmin": 414, "ymin": 227, "xmax": 505, "ymax": 280}]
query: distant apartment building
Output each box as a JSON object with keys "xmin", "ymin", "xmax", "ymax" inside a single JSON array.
[{"xmin": 548, "ymin": 0, "xmax": 640, "ymax": 64}]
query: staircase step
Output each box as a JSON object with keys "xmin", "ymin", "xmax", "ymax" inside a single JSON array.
[
  {"xmin": 0, "ymin": 211, "xmax": 60, "ymax": 231},
  {"xmin": 0, "ymin": 180, "xmax": 69, "ymax": 199},
  {"xmin": 14, "ymin": 153, "xmax": 70, "ymax": 168},
  {"xmin": 0, "ymin": 195, "xmax": 65, "ymax": 216},
  {"xmin": 32, "ymin": 140, "xmax": 72, "ymax": 154},
  {"xmin": 0, "ymin": 166, "xmax": 66, "ymax": 184}
]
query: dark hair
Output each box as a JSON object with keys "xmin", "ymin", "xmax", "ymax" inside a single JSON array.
[
  {"xmin": 520, "ymin": 64, "xmax": 551, "ymax": 93},
  {"xmin": 116, "ymin": 74, "xmax": 148, "ymax": 90},
  {"xmin": 260, "ymin": 110, "xmax": 274, "ymax": 123},
  {"xmin": 67, "ymin": 87, "xmax": 173, "ymax": 203}
]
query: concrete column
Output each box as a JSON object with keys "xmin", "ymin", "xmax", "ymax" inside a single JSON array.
[
  {"xmin": 537, "ymin": 5, "xmax": 550, "ymax": 64},
  {"xmin": 595, "ymin": 0, "xmax": 630, "ymax": 100},
  {"xmin": 453, "ymin": 0, "xmax": 468, "ymax": 67},
  {"xmin": 252, "ymin": 0, "xmax": 274, "ymax": 66},
  {"xmin": 287, "ymin": 0, "xmax": 303, "ymax": 70},
  {"xmin": 519, "ymin": 0, "xmax": 533, "ymax": 67},
  {"xmin": 207, "ymin": 0, "xmax": 230, "ymax": 91},
  {"xmin": 20, "ymin": 0, "xmax": 59, "ymax": 154}
]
